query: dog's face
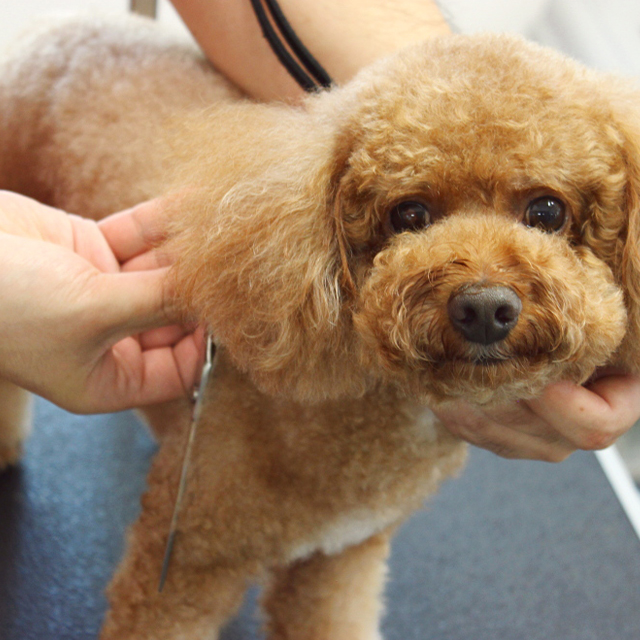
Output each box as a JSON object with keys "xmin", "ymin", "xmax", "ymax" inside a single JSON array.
[
  {"xmin": 337, "ymin": 35, "xmax": 640, "ymax": 403},
  {"xmin": 172, "ymin": 34, "xmax": 640, "ymax": 404},
  {"xmin": 334, "ymin": 35, "xmax": 640, "ymax": 403}
]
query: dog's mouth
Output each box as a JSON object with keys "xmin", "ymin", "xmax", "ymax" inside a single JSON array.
[
  {"xmin": 436, "ymin": 351, "xmax": 548, "ymax": 368},
  {"xmin": 407, "ymin": 336, "xmax": 547, "ymax": 371},
  {"xmin": 468, "ymin": 357, "xmax": 513, "ymax": 367},
  {"xmin": 471, "ymin": 353, "xmax": 533, "ymax": 366}
]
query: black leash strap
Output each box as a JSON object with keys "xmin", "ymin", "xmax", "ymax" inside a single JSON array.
[{"xmin": 249, "ymin": 0, "xmax": 333, "ymax": 91}]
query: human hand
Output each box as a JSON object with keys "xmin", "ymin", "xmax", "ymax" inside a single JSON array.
[
  {"xmin": 433, "ymin": 372, "xmax": 640, "ymax": 461},
  {"xmin": 0, "ymin": 191, "xmax": 203, "ymax": 413}
]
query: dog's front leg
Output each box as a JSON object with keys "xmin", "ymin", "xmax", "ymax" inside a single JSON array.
[
  {"xmin": 100, "ymin": 432, "xmax": 256, "ymax": 640},
  {"xmin": 262, "ymin": 530, "xmax": 392, "ymax": 640},
  {"xmin": 100, "ymin": 500, "xmax": 252, "ymax": 640}
]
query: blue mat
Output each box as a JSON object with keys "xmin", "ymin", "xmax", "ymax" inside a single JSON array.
[{"xmin": 1, "ymin": 399, "xmax": 639, "ymax": 640}]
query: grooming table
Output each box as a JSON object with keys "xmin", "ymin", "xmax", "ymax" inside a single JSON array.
[{"xmin": 1, "ymin": 399, "xmax": 639, "ymax": 640}]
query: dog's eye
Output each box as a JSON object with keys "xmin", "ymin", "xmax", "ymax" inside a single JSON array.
[
  {"xmin": 524, "ymin": 196, "xmax": 566, "ymax": 232},
  {"xmin": 390, "ymin": 201, "xmax": 430, "ymax": 233}
]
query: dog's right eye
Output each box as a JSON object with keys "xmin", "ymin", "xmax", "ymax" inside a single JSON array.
[
  {"xmin": 524, "ymin": 196, "xmax": 566, "ymax": 232},
  {"xmin": 390, "ymin": 201, "xmax": 430, "ymax": 233}
]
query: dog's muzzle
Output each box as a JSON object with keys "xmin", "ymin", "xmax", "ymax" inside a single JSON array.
[{"xmin": 447, "ymin": 285, "xmax": 522, "ymax": 345}]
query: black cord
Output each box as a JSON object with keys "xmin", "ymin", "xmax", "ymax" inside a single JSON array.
[
  {"xmin": 263, "ymin": 0, "xmax": 332, "ymax": 88},
  {"xmin": 249, "ymin": 0, "xmax": 333, "ymax": 92}
]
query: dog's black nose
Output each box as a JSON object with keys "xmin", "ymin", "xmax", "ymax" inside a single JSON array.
[{"xmin": 447, "ymin": 286, "xmax": 522, "ymax": 345}]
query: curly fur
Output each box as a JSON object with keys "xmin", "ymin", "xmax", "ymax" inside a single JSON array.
[{"xmin": 0, "ymin": 15, "xmax": 639, "ymax": 640}]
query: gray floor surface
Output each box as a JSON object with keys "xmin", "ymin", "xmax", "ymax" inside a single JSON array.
[{"xmin": 1, "ymin": 399, "xmax": 639, "ymax": 640}]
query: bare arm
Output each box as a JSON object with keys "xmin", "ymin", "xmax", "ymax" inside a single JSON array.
[{"xmin": 169, "ymin": 0, "xmax": 451, "ymax": 101}]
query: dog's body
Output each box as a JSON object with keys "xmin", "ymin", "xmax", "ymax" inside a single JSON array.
[{"xmin": 1, "ymin": 14, "xmax": 640, "ymax": 640}]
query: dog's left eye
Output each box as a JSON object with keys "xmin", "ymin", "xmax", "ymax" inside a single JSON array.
[
  {"xmin": 390, "ymin": 201, "xmax": 430, "ymax": 233},
  {"xmin": 524, "ymin": 196, "xmax": 566, "ymax": 232}
]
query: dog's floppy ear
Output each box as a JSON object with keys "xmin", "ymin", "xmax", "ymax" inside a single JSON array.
[
  {"xmin": 166, "ymin": 101, "xmax": 362, "ymax": 400},
  {"xmin": 608, "ymin": 89, "xmax": 640, "ymax": 371}
]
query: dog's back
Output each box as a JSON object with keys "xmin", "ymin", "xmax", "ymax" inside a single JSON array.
[{"xmin": 0, "ymin": 14, "xmax": 239, "ymax": 216}]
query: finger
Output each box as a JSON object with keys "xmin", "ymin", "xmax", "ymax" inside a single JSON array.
[
  {"xmin": 121, "ymin": 248, "xmax": 173, "ymax": 272},
  {"xmin": 99, "ymin": 198, "xmax": 168, "ymax": 263},
  {"xmin": 0, "ymin": 191, "xmax": 68, "ymax": 239},
  {"xmin": 139, "ymin": 324, "xmax": 194, "ymax": 349},
  {"xmin": 587, "ymin": 372, "xmax": 640, "ymax": 416},
  {"xmin": 0, "ymin": 193, "xmax": 123, "ymax": 274},
  {"xmin": 475, "ymin": 401, "xmax": 551, "ymax": 438},
  {"xmin": 81, "ymin": 343, "xmax": 186, "ymax": 412},
  {"xmin": 190, "ymin": 325, "xmax": 208, "ymax": 384},
  {"xmin": 436, "ymin": 398, "xmax": 561, "ymax": 441},
  {"xmin": 115, "ymin": 333, "xmax": 203, "ymax": 406},
  {"xmin": 78, "ymin": 328, "xmax": 206, "ymax": 413},
  {"xmin": 465, "ymin": 425, "xmax": 574, "ymax": 461},
  {"xmin": 173, "ymin": 330, "xmax": 207, "ymax": 391},
  {"xmin": 583, "ymin": 374, "xmax": 640, "ymax": 444},
  {"xmin": 433, "ymin": 401, "xmax": 575, "ymax": 462},
  {"xmin": 527, "ymin": 376, "xmax": 640, "ymax": 450},
  {"xmin": 68, "ymin": 215, "xmax": 121, "ymax": 273},
  {"xmin": 93, "ymin": 268, "xmax": 180, "ymax": 340}
]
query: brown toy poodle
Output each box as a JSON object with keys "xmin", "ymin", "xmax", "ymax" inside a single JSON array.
[{"xmin": 0, "ymin": 14, "xmax": 639, "ymax": 640}]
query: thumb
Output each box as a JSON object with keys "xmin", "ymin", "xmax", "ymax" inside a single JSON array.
[{"xmin": 94, "ymin": 268, "xmax": 180, "ymax": 341}]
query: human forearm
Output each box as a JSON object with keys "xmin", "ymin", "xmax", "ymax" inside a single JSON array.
[{"xmin": 169, "ymin": 0, "xmax": 450, "ymax": 102}]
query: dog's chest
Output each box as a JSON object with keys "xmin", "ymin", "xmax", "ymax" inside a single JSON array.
[
  {"xmin": 289, "ymin": 504, "xmax": 407, "ymax": 561},
  {"xmin": 281, "ymin": 403, "xmax": 464, "ymax": 561}
]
